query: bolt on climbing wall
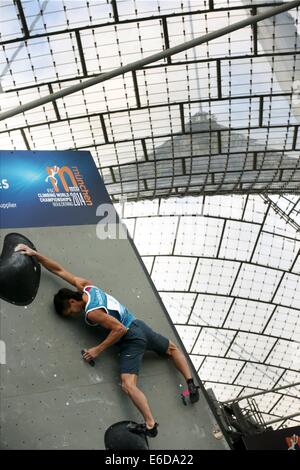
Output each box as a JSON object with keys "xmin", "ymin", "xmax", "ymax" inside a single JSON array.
[{"xmin": 0, "ymin": 150, "xmax": 228, "ymax": 449}]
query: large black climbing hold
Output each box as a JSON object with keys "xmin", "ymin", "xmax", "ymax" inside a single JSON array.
[
  {"xmin": 104, "ymin": 421, "xmax": 149, "ymax": 450},
  {"xmin": 0, "ymin": 233, "xmax": 41, "ymax": 306}
]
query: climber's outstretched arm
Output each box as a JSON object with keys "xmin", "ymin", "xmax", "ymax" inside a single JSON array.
[{"xmin": 15, "ymin": 244, "xmax": 91, "ymax": 292}]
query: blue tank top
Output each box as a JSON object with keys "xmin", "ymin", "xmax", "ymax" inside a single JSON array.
[{"xmin": 83, "ymin": 285, "xmax": 135, "ymax": 328}]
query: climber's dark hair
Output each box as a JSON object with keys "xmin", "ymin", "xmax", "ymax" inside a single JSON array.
[{"xmin": 53, "ymin": 288, "xmax": 82, "ymax": 316}]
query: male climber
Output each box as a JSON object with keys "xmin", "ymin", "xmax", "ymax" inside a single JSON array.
[{"xmin": 15, "ymin": 243, "xmax": 200, "ymax": 438}]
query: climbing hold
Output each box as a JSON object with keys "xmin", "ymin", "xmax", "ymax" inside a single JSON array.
[
  {"xmin": 104, "ymin": 421, "xmax": 149, "ymax": 450},
  {"xmin": 81, "ymin": 349, "xmax": 95, "ymax": 367},
  {"xmin": 0, "ymin": 233, "xmax": 41, "ymax": 306}
]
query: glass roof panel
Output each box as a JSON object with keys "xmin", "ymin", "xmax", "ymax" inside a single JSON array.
[
  {"xmin": 234, "ymin": 363, "xmax": 282, "ymax": 389},
  {"xmin": 192, "ymin": 327, "xmax": 236, "ymax": 356},
  {"xmin": 190, "ymin": 354, "xmax": 206, "ymax": 372},
  {"xmin": 264, "ymin": 306, "xmax": 300, "ymax": 342},
  {"xmin": 134, "ymin": 216, "xmax": 178, "ymax": 255},
  {"xmin": 264, "ymin": 206, "xmax": 300, "ymax": 241},
  {"xmin": 159, "ymin": 292, "xmax": 197, "ymax": 323},
  {"xmin": 0, "ymin": 87, "xmax": 56, "ymax": 130},
  {"xmin": 199, "ymin": 357, "xmax": 244, "ymax": 383},
  {"xmin": 227, "ymin": 331, "xmax": 277, "ymax": 362},
  {"xmin": 159, "ymin": 195, "xmax": 204, "ymax": 215},
  {"xmin": 252, "ymin": 232, "xmax": 300, "ymax": 271},
  {"xmin": 0, "ymin": 1, "xmax": 22, "ymax": 40},
  {"xmin": 168, "ymin": 9, "xmax": 252, "ymax": 61},
  {"xmin": 266, "ymin": 339, "xmax": 300, "ymax": 370},
  {"xmin": 22, "ymin": 0, "xmax": 114, "ymax": 34},
  {"xmin": 243, "ymin": 196, "xmax": 268, "ymax": 224},
  {"xmin": 204, "ymin": 382, "xmax": 244, "ymax": 402},
  {"xmin": 0, "ymin": 33, "xmax": 81, "ymax": 88},
  {"xmin": 191, "ymin": 258, "xmax": 240, "ymax": 294},
  {"xmin": 190, "ymin": 294, "xmax": 233, "ymax": 328},
  {"xmin": 270, "ymin": 395, "xmax": 300, "ymax": 418},
  {"xmin": 0, "ymin": 129, "xmax": 27, "ymax": 149},
  {"xmin": 231, "ymin": 263, "xmax": 283, "ymax": 302},
  {"xmin": 219, "ymin": 220, "xmax": 261, "ymax": 262},
  {"xmin": 273, "ymin": 273, "xmax": 300, "ymax": 309},
  {"xmin": 203, "ymin": 195, "xmax": 246, "ymax": 219},
  {"xmin": 278, "ymin": 370, "xmax": 300, "ymax": 389},
  {"xmin": 174, "ymin": 216, "xmax": 224, "ymax": 257},
  {"xmin": 224, "ymin": 298, "xmax": 275, "ymax": 333},
  {"xmin": 123, "ymin": 218, "xmax": 135, "ymax": 239},
  {"xmin": 123, "ymin": 200, "xmax": 159, "ymax": 217},
  {"xmin": 291, "ymin": 253, "xmax": 300, "ymax": 275},
  {"xmin": 152, "ymin": 256, "xmax": 197, "ymax": 290},
  {"xmin": 175, "ymin": 325, "xmax": 201, "ymax": 353}
]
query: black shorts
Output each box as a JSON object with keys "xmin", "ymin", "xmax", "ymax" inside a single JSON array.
[{"xmin": 117, "ymin": 319, "xmax": 169, "ymax": 375}]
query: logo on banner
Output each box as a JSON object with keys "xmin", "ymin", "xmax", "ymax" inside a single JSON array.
[
  {"xmin": 286, "ymin": 434, "xmax": 299, "ymax": 450},
  {"xmin": 45, "ymin": 165, "xmax": 63, "ymax": 191},
  {"xmin": 39, "ymin": 164, "xmax": 93, "ymax": 208}
]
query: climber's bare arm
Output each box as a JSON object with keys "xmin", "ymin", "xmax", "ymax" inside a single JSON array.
[{"xmin": 15, "ymin": 244, "xmax": 92, "ymax": 292}]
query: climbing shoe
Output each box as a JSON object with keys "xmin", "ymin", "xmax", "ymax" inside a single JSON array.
[
  {"xmin": 127, "ymin": 422, "xmax": 159, "ymax": 438},
  {"xmin": 187, "ymin": 379, "xmax": 200, "ymax": 404}
]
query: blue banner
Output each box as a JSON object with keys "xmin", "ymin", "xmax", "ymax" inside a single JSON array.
[{"xmin": 0, "ymin": 150, "xmax": 113, "ymax": 228}]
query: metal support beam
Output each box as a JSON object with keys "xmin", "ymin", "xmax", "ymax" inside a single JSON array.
[
  {"xmin": 259, "ymin": 96, "xmax": 264, "ymax": 127},
  {"xmin": 265, "ymin": 412, "xmax": 300, "ymax": 425},
  {"xmin": 132, "ymin": 71, "xmax": 141, "ymax": 108},
  {"xmin": 253, "ymin": 151, "xmax": 258, "ymax": 170},
  {"xmin": 15, "ymin": 0, "xmax": 29, "ymax": 39},
  {"xmin": 111, "ymin": 0, "xmax": 119, "ymax": 23},
  {"xmin": 99, "ymin": 114, "xmax": 109, "ymax": 144},
  {"xmin": 216, "ymin": 59, "xmax": 222, "ymax": 99},
  {"xmin": 1, "ymin": 0, "xmax": 300, "ymax": 122},
  {"xmin": 20, "ymin": 128, "xmax": 30, "ymax": 149},
  {"xmin": 292, "ymin": 125, "xmax": 299, "ymax": 150},
  {"xmin": 141, "ymin": 138, "xmax": 149, "ymax": 161},
  {"xmin": 217, "ymin": 129, "xmax": 222, "ymax": 154},
  {"xmin": 179, "ymin": 103, "xmax": 185, "ymax": 133},
  {"xmin": 222, "ymin": 381, "xmax": 300, "ymax": 404},
  {"xmin": 48, "ymin": 83, "xmax": 61, "ymax": 121},
  {"xmin": 162, "ymin": 17, "xmax": 171, "ymax": 65},
  {"xmin": 75, "ymin": 30, "xmax": 88, "ymax": 77},
  {"xmin": 251, "ymin": 7, "xmax": 258, "ymax": 56}
]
